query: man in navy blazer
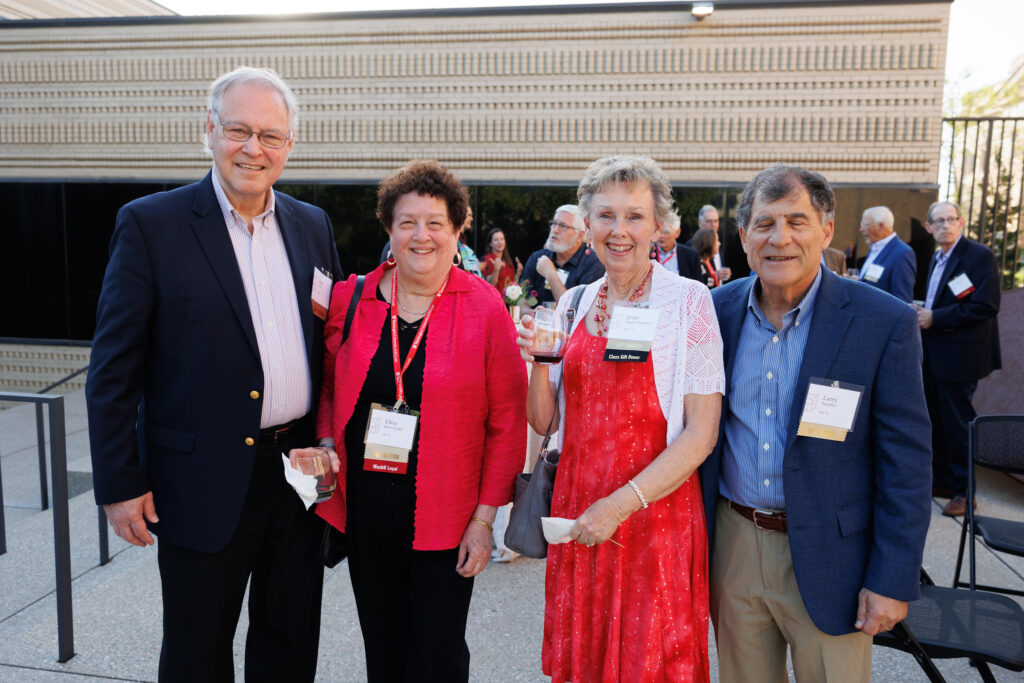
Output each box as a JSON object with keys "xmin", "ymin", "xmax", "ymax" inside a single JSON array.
[
  {"xmin": 700, "ymin": 164, "xmax": 931, "ymax": 682},
  {"xmin": 917, "ymin": 200, "xmax": 1001, "ymax": 517},
  {"xmin": 651, "ymin": 210, "xmax": 703, "ymax": 281},
  {"xmin": 857, "ymin": 205, "xmax": 916, "ymax": 303},
  {"xmin": 86, "ymin": 67, "xmax": 342, "ymax": 682}
]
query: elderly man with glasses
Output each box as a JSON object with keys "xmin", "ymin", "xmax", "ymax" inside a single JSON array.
[
  {"xmin": 520, "ymin": 204, "xmax": 605, "ymax": 305},
  {"xmin": 86, "ymin": 66, "xmax": 342, "ymax": 681}
]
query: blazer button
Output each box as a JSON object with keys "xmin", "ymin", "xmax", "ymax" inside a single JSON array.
[
  {"xmin": 245, "ymin": 437, "xmax": 255, "ymax": 446},
  {"xmin": 250, "ymin": 390, "xmax": 260, "ymax": 400}
]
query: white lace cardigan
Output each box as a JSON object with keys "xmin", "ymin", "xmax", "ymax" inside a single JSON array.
[{"xmin": 549, "ymin": 261, "xmax": 726, "ymax": 449}]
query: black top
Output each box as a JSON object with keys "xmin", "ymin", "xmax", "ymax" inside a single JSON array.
[{"xmin": 520, "ymin": 244, "xmax": 606, "ymax": 305}]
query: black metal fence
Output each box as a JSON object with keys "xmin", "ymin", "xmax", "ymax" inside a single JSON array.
[{"xmin": 941, "ymin": 117, "xmax": 1024, "ymax": 289}]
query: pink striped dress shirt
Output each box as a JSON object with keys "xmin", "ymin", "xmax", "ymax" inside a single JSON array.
[{"xmin": 212, "ymin": 169, "xmax": 311, "ymax": 428}]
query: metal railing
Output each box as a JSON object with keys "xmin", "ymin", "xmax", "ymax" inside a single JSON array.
[{"xmin": 940, "ymin": 117, "xmax": 1024, "ymax": 289}]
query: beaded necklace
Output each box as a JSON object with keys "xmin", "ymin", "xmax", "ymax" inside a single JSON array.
[{"xmin": 593, "ymin": 264, "xmax": 653, "ymax": 337}]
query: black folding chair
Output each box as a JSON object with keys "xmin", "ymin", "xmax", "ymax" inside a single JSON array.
[
  {"xmin": 952, "ymin": 415, "xmax": 1024, "ymax": 597},
  {"xmin": 874, "ymin": 569, "xmax": 1024, "ymax": 683}
]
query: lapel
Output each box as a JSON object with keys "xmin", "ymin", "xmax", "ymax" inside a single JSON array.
[
  {"xmin": 935, "ymin": 238, "xmax": 968, "ymax": 304},
  {"xmin": 275, "ymin": 192, "xmax": 314, "ymax": 363},
  {"xmin": 718, "ymin": 278, "xmax": 753, "ymax": 375},
  {"xmin": 190, "ymin": 172, "xmax": 260, "ymax": 359},
  {"xmin": 785, "ymin": 269, "xmax": 853, "ymax": 455}
]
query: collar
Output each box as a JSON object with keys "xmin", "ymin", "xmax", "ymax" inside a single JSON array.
[
  {"xmin": 211, "ymin": 165, "xmax": 276, "ymax": 229},
  {"xmin": 935, "ymin": 236, "xmax": 962, "ymax": 264},
  {"xmin": 747, "ymin": 266, "xmax": 823, "ymax": 327},
  {"xmin": 868, "ymin": 232, "xmax": 897, "ymax": 253},
  {"xmin": 548, "ymin": 240, "xmax": 586, "ymax": 268}
]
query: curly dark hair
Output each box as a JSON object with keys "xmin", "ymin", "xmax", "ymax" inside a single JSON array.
[
  {"xmin": 735, "ymin": 163, "xmax": 835, "ymax": 231},
  {"xmin": 376, "ymin": 159, "xmax": 469, "ymax": 232},
  {"xmin": 691, "ymin": 228, "xmax": 718, "ymax": 260}
]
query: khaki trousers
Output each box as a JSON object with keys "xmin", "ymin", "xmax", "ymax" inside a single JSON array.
[{"xmin": 710, "ymin": 496, "xmax": 872, "ymax": 683}]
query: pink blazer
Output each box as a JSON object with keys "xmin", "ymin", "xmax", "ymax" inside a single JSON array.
[{"xmin": 315, "ymin": 264, "xmax": 528, "ymax": 550}]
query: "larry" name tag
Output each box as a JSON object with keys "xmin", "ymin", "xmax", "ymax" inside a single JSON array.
[
  {"xmin": 363, "ymin": 403, "xmax": 419, "ymax": 474},
  {"xmin": 863, "ymin": 263, "xmax": 885, "ymax": 283},
  {"xmin": 947, "ymin": 273, "xmax": 975, "ymax": 299},
  {"xmin": 604, "ymin": 305, "xmax": 659, "ymax": 362},
  {"xmin": 797, "ymin": 378, "xmax": 864, "ymax": 442}
]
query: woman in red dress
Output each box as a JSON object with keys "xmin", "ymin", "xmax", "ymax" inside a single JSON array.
[
  {"xmin": 480, "ymin": 228, "xmax": 523, "ymax": 292},
  {"xmin": 518, "ymin": 155, "xmax": 725, "ymax": 682}
]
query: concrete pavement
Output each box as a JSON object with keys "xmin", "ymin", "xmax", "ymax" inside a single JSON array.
[{"xmin": 1, "ymin": 390, "xmax": 1023, "ymax": 681}]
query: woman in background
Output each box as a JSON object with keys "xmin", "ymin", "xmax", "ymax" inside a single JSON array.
[
  {"xmin": 481, "ymin": 227, "xmax": 523, "ymax": 292},
  {"xmin": 691, "ymin": 227, "xmax": 722, "ymax": 288}
]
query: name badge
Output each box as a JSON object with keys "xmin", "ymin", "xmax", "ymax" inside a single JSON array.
[
  {"xmin": 947, "ymin": 273, "xmax": 975, "ymax": 299},
  {"xmin": 863, "ymin": 263, "xmax": 885, "ymax": 282},
  {"xmin": 312, "ymin": 267, "xmax": 333, "ymax": 320},
  {"xmin": 544, "ymin": 268, "xmax": 571, "ymax": 290},
  {"xmin": 363, "ymin": 402, "xmax": 418, "ymax": 474},
  {"xmin": 604, "ymin": 305, "xmax": 659, "ymax": 362},
  {"xmin": 797, "ymin": 378, "xmax": 863, "ymax": 442}
]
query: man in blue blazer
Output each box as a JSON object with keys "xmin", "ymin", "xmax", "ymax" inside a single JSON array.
[
  {"xmin": 857, "ymin": 205, "xmax": 916, "ymax": 303},
  {"xmin": 700, "ymin": 164, "xmax": 931, "ymax": 682},
  {"xmin": 917, "ymin": 200, "xmax": 1001, "ymax": 516},
  {"xmin": 86, "ymin": 67, "xmax": 342, "ymax": 682}
]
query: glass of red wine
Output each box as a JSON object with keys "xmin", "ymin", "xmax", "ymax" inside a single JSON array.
[{"xmin": 529, "ymin": 307, "xmax": 568, "ymax": 363}]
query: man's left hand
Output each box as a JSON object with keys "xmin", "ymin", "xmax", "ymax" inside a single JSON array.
[
  {"xmin": 917, "ymin": 308, "xmax": 933, "ymax": 329},
  {"xmin": 855, "ymin": 588, "xmax": 908, "ymax": 635}
]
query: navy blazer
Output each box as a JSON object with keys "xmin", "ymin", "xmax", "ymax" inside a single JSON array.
[
  {"xmin": 86, "ymin": 173, "xmax": 343, "ymax": 553},
  {"xmin": 651, "ymin": 241, "xmax": 704, "ymax": 282},
  {"xmin": 701, "ymin": 267, "xmax": 932, "ymax": 636},
  {"xmin": 921, "ymin": 237, "xmax": 1001, "ymax": 383},
  {"xmin": 859, "ymin": 236, "xmax": 916, "ymax": 303}
]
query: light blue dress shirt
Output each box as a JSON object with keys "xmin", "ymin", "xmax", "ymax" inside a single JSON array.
[{"xmin": 719, "ymin": 267, "xmax": 823, "ymax": 510}]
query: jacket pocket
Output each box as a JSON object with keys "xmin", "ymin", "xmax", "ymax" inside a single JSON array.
[
  {"xmin": 144, "ymin": 421, "xmax": 195, "ymax": 453},
  {"xmin": 836, "ymin": 500, "xmax": 873, "ymax": 537}
]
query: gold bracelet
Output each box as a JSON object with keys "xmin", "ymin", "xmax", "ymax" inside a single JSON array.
[{"xmin": 470, "ymin": 516, "xmax": 493, "ymax": 531}]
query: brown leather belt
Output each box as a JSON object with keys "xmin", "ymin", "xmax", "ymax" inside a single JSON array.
[{"xmin": 729, "ymin": 501, "xmax": 788, "ymax": 533}]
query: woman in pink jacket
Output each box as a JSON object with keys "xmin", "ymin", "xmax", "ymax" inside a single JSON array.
[{"xmin": 304, "ymin": 160, "xmax": 526, "ymax": 681}]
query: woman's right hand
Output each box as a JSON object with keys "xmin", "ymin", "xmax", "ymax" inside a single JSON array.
[{"xmin": 516, "ymin": 313, "xmax": 536, "ymax": 363}]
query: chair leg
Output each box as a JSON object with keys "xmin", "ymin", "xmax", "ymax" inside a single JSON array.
[
  {"xmin": 974, "ymin": 659, "xmax": 997, "ymax": 683},
  {"xmin": 952, "ymin": 516, "xmax": 968, "ymax": 588},
  {"xmin": 890, "ymin": 623, "xmax": 947, "ymax": 683}
]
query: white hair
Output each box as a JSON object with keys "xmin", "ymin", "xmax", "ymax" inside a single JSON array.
[
  {"xmin": 698, "ymin": 204, "xmax": 718, "ymax": 223},
  {"xmin": 202, "ymin": 66, "xmax": 298, "ymax": 152},
  {"xmin": 553, "ymin": 204, "xmax": 585, "ymax": 231},
  {"xmin": 862, "ymin": 205, "xmax": 895, "ymax": 230}
]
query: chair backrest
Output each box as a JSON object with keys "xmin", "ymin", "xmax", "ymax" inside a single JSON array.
[{"xmin": 971, "ymin": 415, "xmax": 1024, "ymax": 473}]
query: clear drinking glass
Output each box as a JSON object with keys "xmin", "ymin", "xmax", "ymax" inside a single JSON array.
[
  {"xmin": 528, "ymin": 307, "xmax": 569, "ymax": 363},
  {"xmin": 293, "ymin": 450, "xmax": 336, "ymax": 502}
]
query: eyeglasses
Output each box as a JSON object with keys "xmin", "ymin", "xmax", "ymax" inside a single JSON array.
[
  {"xmin": 549, "ymin": 220, "xmax": 579, "ymax": 232},
  {"xmin": 928, "ymin": 216, "xmax": 961, "ymax": 226},
  {"xmin": 212, "ymin": 111, "xmax": 292, "ymax": 150}
]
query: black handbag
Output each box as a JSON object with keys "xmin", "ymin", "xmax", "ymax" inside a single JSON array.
[
  {"xmin": 319, "ymin": 275, "xmax": 364, "ymax": 568},
  {"xmin": 503, "ymin": 287, "xmax": 584, "ymax": 559}
]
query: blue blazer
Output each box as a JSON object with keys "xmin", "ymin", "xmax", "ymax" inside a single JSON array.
[
  {"xmin": 860, "ymin": 236, "xmax": 916, "ymax": 303},
  {"xmin": 701, "ymin": 267, "xmax": 932, "ymax": 636},
  {"xmin": 921, "ymin": 237, "xmax": 1001, "ymax": 383},
  {"xmin": 86, "ymin": 173, "xmax": 343, "ymax": 553}
]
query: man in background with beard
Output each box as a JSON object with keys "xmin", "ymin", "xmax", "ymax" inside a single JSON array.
[{"xmin": 520, "ymin": 204, "xmax": 604, "ymax": 305}]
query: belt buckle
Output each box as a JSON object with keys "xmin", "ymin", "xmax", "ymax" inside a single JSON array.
[
  {"xmin": 752, "ymin": 508, "xmax": 779, "ymax": 531},
  {"xmin": 271, "ymin": 423, "xmax": 291, "ymax": 442}
]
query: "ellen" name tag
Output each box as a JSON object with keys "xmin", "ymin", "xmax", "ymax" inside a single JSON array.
[{"xmin": 363, "ymin": 403, "xmax": 418, "ymax": 474}]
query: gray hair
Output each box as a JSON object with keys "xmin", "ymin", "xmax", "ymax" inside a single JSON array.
[
  {"xmin": 203, "ymin": 66, "xmax": 299, "ymax": 151},
  {"xmin": 862, "ymin": 205, "xmax": 894, "ymax": 230},
  {"xmin": 664, "ymin": 210, "xmax": 681, "ymax": 232},
  {"xmin": 927, "ymin": 200, "xmax": 962, "ymax": 222},
  {"xmin": 553, "ymin": 204, "xmax": 585, "ymax": 231},
  {"xmin": 577, "ymin": 155, "xmax": 673, "ymax": 227},
  {"xmin": 698, "ymin": 204, "xmax": 718, "ymax": 222},
  {"xmin": 736, "ymin": 163, "xmax": 836, "ymax": 230}
]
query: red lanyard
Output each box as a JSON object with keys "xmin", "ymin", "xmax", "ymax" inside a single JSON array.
[
  {"xmin": 389, "ymin": 267, "xmax": 450, "ymax": 409},
  {"xmin": 657, "ymin": 247, "xmax": 675, "ymax": 266},
  {"xmin": 705, "ymin": 259, "xmax": 719, "ymax": 287}
]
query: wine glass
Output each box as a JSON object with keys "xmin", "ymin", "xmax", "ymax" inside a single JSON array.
[
  {"xmin": 528, "ymin": 307, "xmax": 569, "ymax": 363},
  {"xmin": 293, "ymin": 450, "xmax": 336, "ymax": 502}
]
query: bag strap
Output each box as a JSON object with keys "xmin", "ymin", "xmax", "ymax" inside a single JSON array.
[
  {"xmin": 341, "ymin": 275, "xmax": 366, "ymax": 345},
  {"xmin": 539, "ymin": 285, "xmax": 586, "ymax": 449}
]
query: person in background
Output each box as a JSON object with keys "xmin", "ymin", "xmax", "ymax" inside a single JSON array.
[
  {"xmin": 857, "ymin": 205, "xmax": 916, "ymax": 303},
  {"xmin": 917, "ymin": 200, "xmax": 1001, "ymax": 517},
  {"xmin": 85, "ymin": 66, "xmax": 342, "ymax": 681},
  {"xmin": 823, "ymin": 246, "xmax": 848, "ymax": 276},
  {"xmin": 520, "ymin": 155, "xmax": 724, "ymax": 681},
  {"xmin": 651, "ymin": 210, "xmax": 704, "ymax": 282},
  {"xmin": 480, "ymin": 227, "xmax": 523, "ymax": 292},
  {"xmin": 520, "ymin": 204, "xmax": 605, "ymax": 305},
  {"xmin": 306, "ymin": 159, "xmax": 526, "ymax": 681},
  {"xmin": 691, "ymin": 227, "xmax": 723, "ymax": 288},
  {"xmin": 702, "ymin": 163, "xmax": 931, "ymax": 683},
  {"xmin": 695, "ymin": 204, "xmax": 732, "ymax": 283}
]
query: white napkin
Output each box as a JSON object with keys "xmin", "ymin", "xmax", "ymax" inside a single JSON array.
[
  {"xmin": 541, "ymin": 516, "xmax": 576, "ymax": 544},
  {"xmin": 281, "ymin": 453, "xmax": 319, "ymax": 510}
]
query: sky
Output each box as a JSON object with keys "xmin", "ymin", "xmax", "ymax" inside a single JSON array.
[{"xmin": 157, "ymin": 0, "xmax": 1024, "ymax": 101}]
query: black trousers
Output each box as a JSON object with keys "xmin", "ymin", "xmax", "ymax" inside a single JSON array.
[
  {"xmin": 923, "ymin": 359, "xmax": 977, "ymax": 496},
  {"xmin": 157, "ymin": 421, "xmax": 325, "ymax": 683},
  {"xmin": 346, "ymin": 476, "xmax": 474, "ymax": 683}
]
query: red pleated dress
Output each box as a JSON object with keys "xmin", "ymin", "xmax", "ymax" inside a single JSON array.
[{"xmin": 542, "ymin": 324, "xmax": 710, "ymax": 683}]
